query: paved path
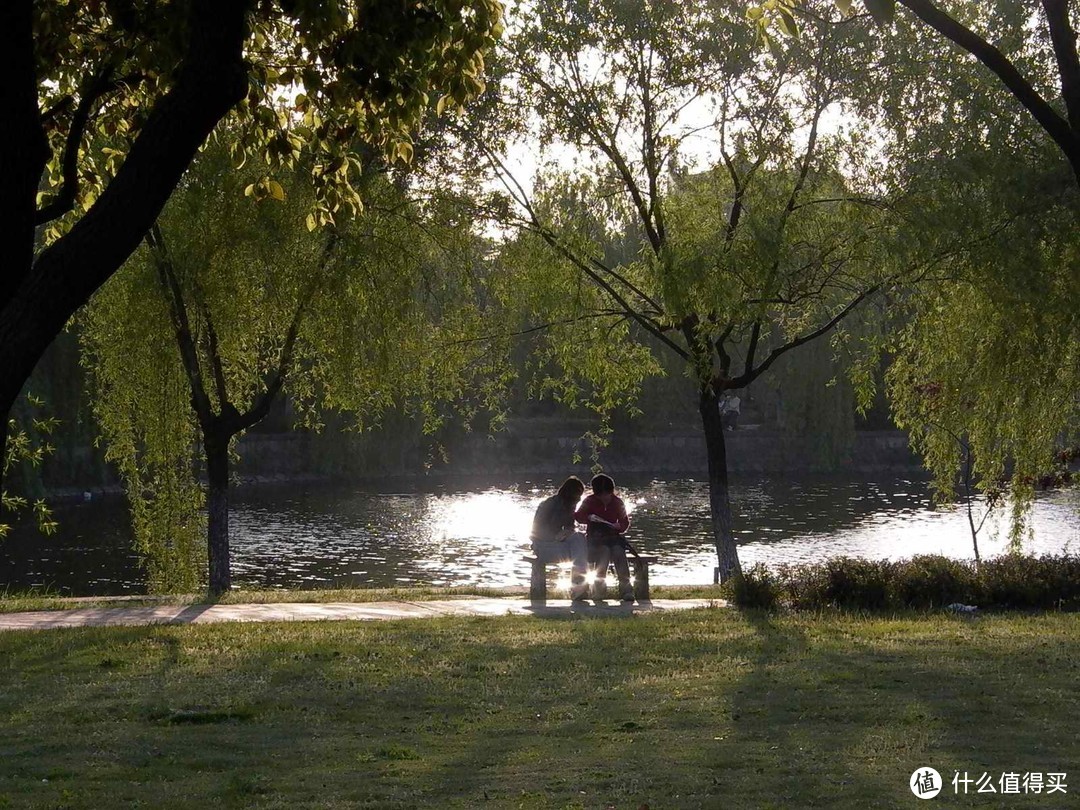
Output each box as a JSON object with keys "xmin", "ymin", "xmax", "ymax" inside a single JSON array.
[{"xmin": 0, "ymin": 597, "xmax": 722, "ymax": 632}]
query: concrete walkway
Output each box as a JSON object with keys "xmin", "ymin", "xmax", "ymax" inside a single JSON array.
[{"xmin": 0, "ymin": 597, "xmax": 722, "ymax": 632}]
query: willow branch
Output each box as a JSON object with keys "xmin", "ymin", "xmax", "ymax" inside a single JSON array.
[{"xmin": 145, "ymin": 223, "xmax": 214, "ymax": 424}]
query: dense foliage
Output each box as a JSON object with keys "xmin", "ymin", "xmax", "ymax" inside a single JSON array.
[
  {"xmin": 1, "ymin": 0, "xmax": 504, "ymax": 515},
  {"xmin": 731, "ymin": 553, "xmax": 1080, "ymax": 611},
  {"xmin": 79, "ymin": 143, "xmax": 498, "ymax": 591},
  {"xmin": 32, "ymin": 0, "xmax": 504, "ymax": 244}
]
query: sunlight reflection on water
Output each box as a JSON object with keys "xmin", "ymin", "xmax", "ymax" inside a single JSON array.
[
  {"xmin": 226, "ymin": 477, "xmax": 1079, "ymax": 590},
  {"xmin": 2, "ymin": 476, "xmax": 1077, "ymax": 594}
]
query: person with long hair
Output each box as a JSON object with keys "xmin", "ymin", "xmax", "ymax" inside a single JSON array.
[{"xmin": 530, "ymin": 476, "xmax": 589, "ymax": 601}]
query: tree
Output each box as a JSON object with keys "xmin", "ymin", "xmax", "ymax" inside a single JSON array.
[
  {"xmin": 0, "ymin": 0, "xmax": 503, "ymax": 500},
  {"xmin": 857, "ymin": 3, "xmax": 1080, "ymax": 536},
  {"xmin": 884, "ymin": 158, "xmax": 1080, "ymax": 546},
  {"xmin": 485, "ymin": 0, "xmax": 908, "ymax": 580},
  {"xmin": 860, "ymin": 0, "xmax": 1080, "ymax": 187},
  {"xmin": 751, "ymin": 0, "xmax": 1080, "ymax": 540},
  {"xmin": 80, "ymin": 143, "xmax": 495, "ymax": 593}
]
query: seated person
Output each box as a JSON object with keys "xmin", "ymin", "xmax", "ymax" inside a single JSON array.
[
  {"xmin": 574, "ymin": 473, "xmax": 634, "ymax": 601},
  {"xmin": 530, "ymin": 476, "xmax": 589, "ymax": 600}
]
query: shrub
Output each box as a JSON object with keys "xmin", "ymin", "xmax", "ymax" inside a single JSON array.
[
  {"xmin": 818, "ymin": 557, "xmax": 893, "ymax": 611},
  {"xmin": 976, "ymin": 554, "xmax": 1080, "ymax": 609},
  {"xmin": 728, "ymin": 554, "xmax": 1080, "ymax": 612},
  {"xmin": 890, "ymin": 555, "xmax": 975, "ymax": 609},
  {"xmin": 729, "ymin": 563, "xmax": 780, "ymax": 610}
]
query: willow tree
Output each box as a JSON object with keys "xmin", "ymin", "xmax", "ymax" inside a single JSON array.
[
  {"xmin": 882, "ymin": 127, "xmax": 1080, "ymax": 543},
  {"xmin": 486, "ymin": 0, "xmax": 910, "ymax": 580},
  {"xmin": 744, "ymin": 1, "xmax": 1080, "ymax": 545},
  {"xmin": 81, "ymin": 144, "xmax": 492, "ymax": 593},
  {"xmin": 1, "ymin": 0, "xmax": 502, "ymax": 503},
  {"xmin": 811, "ymin": 1, "xmax": 1080, "ymax": 537}
]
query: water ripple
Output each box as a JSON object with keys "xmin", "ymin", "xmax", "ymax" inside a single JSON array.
[{"xmin": 1, "ymin": 475, "xmax": 1077, "ymax": 594}]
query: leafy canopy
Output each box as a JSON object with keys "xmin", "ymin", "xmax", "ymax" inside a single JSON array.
[{"xmin": 35, "ymin": 0, "xmax": 504, "ymax": 241}]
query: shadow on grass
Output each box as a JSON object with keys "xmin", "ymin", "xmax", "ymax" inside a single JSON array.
[
  {"xmin": 0, "ymin": 610, "xmax": 1077, "ymax": 807},
  {"xmin": 720, "ymin": 608, "xmax": 1079, "ymax": 807}
]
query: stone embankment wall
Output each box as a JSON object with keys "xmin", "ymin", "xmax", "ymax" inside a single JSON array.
[
  {"xmin": 232, "ymin": 427, "xmax": 920, "ymax": 482},
  {"xmin": 40, "ymin": 426, "xmax": 921, "ymax": 501}
]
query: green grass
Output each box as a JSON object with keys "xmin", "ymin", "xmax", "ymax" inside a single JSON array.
[
  {"xmin": 1, "ymin": 609, "xmax": 1077, "ymax": 808},
  {"xmin": 0, "ymin": 583, "xmax": 724, "ymax": 614}
]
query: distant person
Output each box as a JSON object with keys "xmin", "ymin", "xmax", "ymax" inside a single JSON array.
[
  {"xmin": 530, "ymin": 476, "xmax": 589, "ymax": 600},
  {"xmin": 721, "ymin": 393, "xmax": 741, "ymax": 431},
  {"xmin": 575, "ymin": 473, "xmax": 633, "ymax": 601}
]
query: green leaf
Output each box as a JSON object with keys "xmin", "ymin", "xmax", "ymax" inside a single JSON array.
[
  {"xmin": 835, "ymin": 0, "xmax": 853, "ymax": 16},
  {"xmin": 267, "ymin": 179, "xmax": 286, "ymax": 201}
]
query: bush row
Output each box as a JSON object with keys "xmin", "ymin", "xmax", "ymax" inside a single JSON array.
[{"xmin": 727, "ymin": 554, "xmax": 1080, "ymax": 612}]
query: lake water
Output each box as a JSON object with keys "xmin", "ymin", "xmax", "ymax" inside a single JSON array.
[{"xmin": 2, "ymin": 475, "xmax": 1078, "ymax": 595}]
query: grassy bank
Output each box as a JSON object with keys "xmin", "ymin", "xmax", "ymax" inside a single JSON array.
[{"xmin": 1, "ymin": 608, "xmax": 1077, "ymax": 808}]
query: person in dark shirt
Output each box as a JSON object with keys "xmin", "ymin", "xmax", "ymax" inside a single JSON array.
[
  {"xmin": 574, "ymin": 473, "xmax": 633, "ymax": 601},
  {"xmin": 530, "ymin": 476, "xmax": 589, "ymax": 600}
]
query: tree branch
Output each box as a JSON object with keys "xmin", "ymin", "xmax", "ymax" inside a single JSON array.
[
  {"xmin": 1041, "ymin": 0, "xmax": 1080, "ymax": 134},
  {"xmin": 790, "ymin": 195, "xmax": 890, "ymax": 211},
  {"xmin": 535, "ymin": 55, "xmax": 664, "ymax": 255},
  {"xmin": 237, "ymin": 229, "xmax": 340, "ymax": 433},
  {"xmin": 35, "ymin": 64, "xmax": 118, "ymax": 225},
  {"xmin": 538, "ymin": 227, "xmax": 690, "ymax": 361},
  {"xmin": 480, "ymin": 142, "xmax": 676, "ymax": 342},
  {"xmin": 198, "ymin": 298, "xmax": 231, "ymax": 412},
  {"xmin": 743, "ymin": 319, "xmax": 762, "ymax": 379},
  {"xmin": 728, "ymin": 283, "xmax": 880, "ymax": 388},
  {"xmin": 639, "ymin": 46, "xmax": 667, "ymax": 250},
  {"xmin": 444, "ymin": 310, "xmax": 629, "ymax": 347},
  {"xmin": 587, "ymin": 256, "xmax": 665, "ymax": 317},
  {"xmin": 145, "ymin": 223, "xmax": 215, "ymax": 427}
]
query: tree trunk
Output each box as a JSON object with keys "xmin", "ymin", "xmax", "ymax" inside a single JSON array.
[
  {"xmin": 0, "ymin": 0, "xmax": 250, "ymax": 490},
  {"xmin": 0, "ymin": 1, "xmax": 49, "ymax": 501},
  {"xmin": 0, "ymin": 0, "xmax": 48, "ymax": 301},
  {"xmin": 699, "ymin": 386, "xmax": 742, "ymax": 582},
  {"xmin": 204, "ymin": 432, "xmax": 232, "ymax": 595}
]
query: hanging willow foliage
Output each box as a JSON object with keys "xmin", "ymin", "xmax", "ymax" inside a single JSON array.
[
  {"xmin": 78, "ymin": 138, "xmax": 504, "ymax": 592},
  {"xmin": 80, "ymin": 244, "xmax": 205, "ymax": 591}
]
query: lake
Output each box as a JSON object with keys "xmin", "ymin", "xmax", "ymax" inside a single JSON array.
[{"xmin": 2, "ymin": 475, "xmax": 1077, "ymax": 595}]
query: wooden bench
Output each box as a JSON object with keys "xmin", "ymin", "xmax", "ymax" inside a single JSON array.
[{"xmin": 522, "ymin": 554, "xmax": 659, "ymax": 602}]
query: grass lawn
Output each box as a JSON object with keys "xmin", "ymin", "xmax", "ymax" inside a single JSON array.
[{"xmin": 0, "ymin": 607, "xmax": 1077, "ymax": 808}]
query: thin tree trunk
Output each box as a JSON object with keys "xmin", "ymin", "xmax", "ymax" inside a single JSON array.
[
  {"xmin": 699, "ymin": 387, "xmax": 741, "ymax": 582},
  {"xmin": 204, "ymin": 431, "xmax": 231, "ymax": 595},
  {"xmin": 961, "ymin": 444, "xmax": 981, "ymax": 566}
]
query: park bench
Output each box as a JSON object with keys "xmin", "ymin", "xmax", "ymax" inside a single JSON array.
[{"xmin": 522, "ymin": 553, "xmax": 658, "ymax": 602}]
